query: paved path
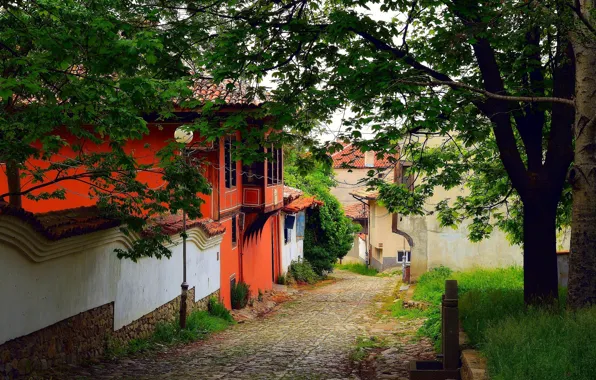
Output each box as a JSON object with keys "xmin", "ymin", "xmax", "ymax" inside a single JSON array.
[{"xmin": 51, "ymin": 271, "xmax": 432, "ymax": 379}]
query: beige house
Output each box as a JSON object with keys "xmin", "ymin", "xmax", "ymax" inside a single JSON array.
[{"xmin": 330, "ymin": 143, "xmax": 396, "ymax": 205}]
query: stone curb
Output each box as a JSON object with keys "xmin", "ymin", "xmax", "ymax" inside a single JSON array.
[{"xmin": 459, "ymin": 330, "xmax": 487, "ymax": 380}]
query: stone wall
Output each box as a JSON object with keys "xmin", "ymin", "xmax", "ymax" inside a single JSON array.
[{"xmin": 0, "ymin": 288, "xmax": 218, "ymax": 379}]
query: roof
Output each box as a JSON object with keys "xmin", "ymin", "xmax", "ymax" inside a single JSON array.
[
  {"xmin": 0, "ymin": 203, "xmax": 225, "ymax": 241},
  {"xmin": 343, "ymin": 203, "xmax": 369, "ymax": 220},
  {"xmin": 358, "ymin": 233, "xmax": 367, "ymax": 241},
  {"xmin": 282, "ymin": 196, "xmax": 323, "ymax": 213},
  {"xmin": 331, "ymin": 144, "xmax": 398, "ymax": 169},
  {"xmin": 14, "ymin": 75, "xmax": 264, "ymax": 109},
  {"xmin": 349, "ymin": 188, "xmax": 379, "ymax": 200},
  {"xmin": 188, "ymin": 78, "xmax": 265, "ymax": 107},
  {"xmin": 0, "ymin": 204, "xmax": 120, "ymax": 241},
  {"xmin": 283, "ymin": 186, "xmax": 304, "ymax": 203},
  {"xmin": 153, "ymin": 213, "xmax": 225, "ymax": 237}
]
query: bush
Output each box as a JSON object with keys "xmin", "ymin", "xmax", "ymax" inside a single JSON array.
[
  {"xmin": 208, "ymin": 297, "xmax": 234, "ymax": 322},
  {"xmin": 334, "ymin": 262, "xmax": 378, "ymax": 276},
  {"xmin": 288, "ymin": 258, "xmax": 319, "ymax": 284},
  {"xmin": 276, "ymin": 273, "xmax": 287, "ymax": 285},
  {"xmin": 231, "ymin": 281, "xmax": 250, "ymax": 309}
]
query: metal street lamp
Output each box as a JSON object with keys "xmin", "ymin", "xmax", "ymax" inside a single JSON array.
[{"xmin": 174, "ymin": 127, "xmax": 193, "ymax": 329}]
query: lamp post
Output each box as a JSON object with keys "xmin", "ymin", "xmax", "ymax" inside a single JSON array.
[{"xmin": 174, "ymin": 127, "xmax": 193, "ymax": 329}]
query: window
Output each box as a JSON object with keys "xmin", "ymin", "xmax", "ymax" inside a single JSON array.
[
  {"xmin": 284, "ymin": 214, "xmax": 296, "ymax": 244},
  {"xmin": 267, "ymin": 146, "xmax": 282, "ymax": 186},
  {"xmin": 296, "ymin": 212, "xmax": 305, "ymax": 240},
  {"xmin": 396, "ymin": 162, "xmax": 414, "ymax": 191},
  {"xmin": 231, "ymin": 216, "xmax": 237, "ymax": 247},
  {"xmin": 397, "ymin": 250, "xmax": 411, "ymax": 263},
  {"xmin": 224, "ymin": 135, "xmax": 237, "ymax": 189}
]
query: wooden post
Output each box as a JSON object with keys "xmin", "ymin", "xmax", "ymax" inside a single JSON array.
[{"xmin": 442, "ymin": 280, "xmax": 459, "ymax": 371}]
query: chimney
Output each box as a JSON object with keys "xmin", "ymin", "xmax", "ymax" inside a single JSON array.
[{"xmin": 364, "ymin": 151, "xmax": 375, "ymax": 167}]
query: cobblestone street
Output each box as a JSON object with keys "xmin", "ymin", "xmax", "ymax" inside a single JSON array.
[{"xmin": 50, "ymin": 271, "xmax": 433, "ymax": 379}]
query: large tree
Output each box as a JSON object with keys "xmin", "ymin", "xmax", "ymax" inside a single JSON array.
[
  {"xmin": 0, "ymin": 0, "xmax": 213, "ymax": 260},
  {"xmin": 142, "ymin": 0, "xmax": 593, "ymax": 304}
]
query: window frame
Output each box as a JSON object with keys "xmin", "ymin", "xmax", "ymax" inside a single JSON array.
[{"xmin": 224, "ymin": 135, "xmax": 237, "ymax": 189}]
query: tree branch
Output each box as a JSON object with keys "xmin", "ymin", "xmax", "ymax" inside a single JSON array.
[{"xmin": 393, "ymin": 79, "xmax": 575, "ymax": 107}]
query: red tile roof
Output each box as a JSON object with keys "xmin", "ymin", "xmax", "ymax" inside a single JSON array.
[
  {"xmin": 188, "ymin": 78, "xmax": 265, "ymax": 106},
  {"xmin": 282, "ymin": 196, "xmax": 323, "ymax": 213},
  {"xmin": 343, "ymin": 203, "xmax": 368, "ymax": 220},
  {"xmin": 283, "ymin": 186, "xmax": 304, "ymax": 203},
  {"xmin": 153, "ymin": 213, "xmax": 225, "ymax": 237},
  {"xmin": 0, "ymin": 204, "xmax": 119, "ymax": 241},
  {"xmin": 0, "ymin": 203, "xmax": 225, "ymax": 240},
  {"xmin": 331, "ymin": 144, "xmax": 398, "ymax": 169}
]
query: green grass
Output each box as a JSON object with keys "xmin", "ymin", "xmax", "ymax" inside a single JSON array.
[
  {"xmin": 411, "ymin": 266, "xmax": 596, "ymax": 380},
  {"xmin": 483, "ymin": 306, "xmax": 596, "ymax": 380},
  {"xmin": 349, "ymin": 336, "xmax": 388, "ymax": 362},
  {"xmin": 390, "ymin": 299, "xmax": 427, "ymax": 319},
  {"xmin": 334, "ymin": 262, "xmax": 378, "ymax": 276},
  {"xmin": 106, "ymin": 298, "xmax": 234, "ymax": 358}
]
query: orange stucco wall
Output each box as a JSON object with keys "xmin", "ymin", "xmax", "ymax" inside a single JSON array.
[{"xmin": 2, "ymin": 123, "xmax": 284, "ymax": 311}]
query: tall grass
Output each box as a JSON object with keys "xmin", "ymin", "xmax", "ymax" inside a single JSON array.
[
  {"xmin": 484, "ymin": 306, "xmax": 596, "ymax": 380},
  {"xmin": 412, "ymin": 266, "xmax": 595, "ymax": 380},
  {"xmin": 334, "ymin": 262, "xmax": 378, "ymax": 276}
]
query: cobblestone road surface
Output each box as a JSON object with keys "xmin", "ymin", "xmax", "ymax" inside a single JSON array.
[{"xmin": 50, "ymin": 271, "xmax": 432, "ymax": 380}]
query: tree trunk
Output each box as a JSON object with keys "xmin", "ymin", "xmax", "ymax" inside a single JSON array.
[
  {"xmin": 523, "ymin": 198, "xmax": 559, "ymax": 304},
  {"xmin": 568, "ymin": 20, "xmax": 596, "ymax": 309},
  {"xmin": 6, "ymin": 160, "xmax": 22, "ymax": 208}
]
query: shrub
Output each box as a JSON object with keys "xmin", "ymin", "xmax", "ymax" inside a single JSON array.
[
  {"xmin": 288, "ymin": 258, "xmax": 319, "ymax": 284},
  {"xmin": 231, "ymin": 281, "xmax": 250, "ymax": 309},
  {"xmin": 276, "ymin": 273, "xmax": 286, "ymax": 285},
  {"xmin": 208, "ymin": 297, "xmax": 234, "ymax": 323},
  {"xmin": 334, "ymin": 262, "xmax": 378, "ymax": 276}
]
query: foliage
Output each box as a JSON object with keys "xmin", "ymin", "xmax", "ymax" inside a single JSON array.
[
  {"xmin": 284, "ymin": 145, "xmax": 360, "ymax": 275},
  {"xmin": 208, "ymin": 297, "xmax": 234, "ymax": 323},
  {"xmin": 349, "ymin": 336, "xmax": 387, "ymax": 362},
  {"xmin": 231, "ymin": 281, "xmax": 250, "ymax": 310},
  {"xmin": 105, "ymin": 305, "xmax": 233, "ymax": 358},
  {"xmin": 334, "ymin": 262, "xmax": 378, "ymax": 276},
  {"xmin": 0, "ymin": 0, "xmax": 223, "ymax": 260},
  {"xmin": 288, "ymin": 258, "xmax": 319, "ymax": 285}
]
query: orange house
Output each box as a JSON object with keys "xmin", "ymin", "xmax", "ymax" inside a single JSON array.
[{"xmin": 0, "ymin": 80, "xmax": 284, "ymax": 309}]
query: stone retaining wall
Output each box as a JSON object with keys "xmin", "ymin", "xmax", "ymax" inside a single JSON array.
[{"xmin": 0, "ymin": 288, "xmax": 219, "ymax": 379}]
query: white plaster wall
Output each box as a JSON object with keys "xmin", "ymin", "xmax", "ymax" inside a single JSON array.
[
  {"xmin": 281, "ymin": 212, "xmax": 304, "ymax": 273},
  {"xmin": 342, "ymin": 235, "xmax": 366, "ymax": 264},
  {"xmin": 0, "ymin": 222, "xmax": 221, "ymax": 345},
  {"xmin": 114, "ymin": 242, "xmax": 220, "ymax": 330},
  {"xmin": 426, "ymin": 222, "xmax": 523, "ymax": 271},
  {"xmin": 0, "ymin": 239, "xmax": 120, "ymax": 345}
]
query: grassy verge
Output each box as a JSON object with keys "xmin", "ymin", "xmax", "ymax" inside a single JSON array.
[
  {"xmin": 410, "ymin": 266, "xmax": 596, "ymax": 380},
  {"xmin": 334, "ymin": 262, "xmax": 378, "ymax": 276},
  {"xmin": 106, "ymin": 297, "xmax": 234, "ymax": 358},
  {"xmin": 349, "ymin": 336, "xmax": 388, "ymax": 362}
]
